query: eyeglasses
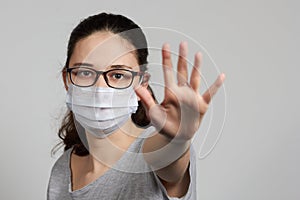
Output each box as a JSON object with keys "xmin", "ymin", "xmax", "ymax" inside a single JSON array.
[{"xmin": 66, "ymin": 66, "xmax": 144, "ymax": 89}]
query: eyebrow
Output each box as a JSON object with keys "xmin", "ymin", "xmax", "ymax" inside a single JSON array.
[
  {"xmin": 109, "ymin": 65, "xmax": 133, "ymax": 69},
  {"xmin": 72, "ymin": 62, "xmax": 94, "ymax": 67},
  {"xmin": 71, "ymin": 63, "xmax": 133, "ymax": 69}
]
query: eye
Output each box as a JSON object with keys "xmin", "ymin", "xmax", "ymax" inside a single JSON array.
[
  {"xmin": 78, "ymin": 70, "xmax": 93, "ymax": 77},
  {"xmin": 72, "ymin": 69, "xmax": 94, "ymax": 78},
  {"xmin": 107, "ymin": 69, "xmax": 133, "ymax": 83},
  {"xmin": 109, "ymin": 72, "xmax": 133, "ymax": 80},
  {"xmin": 112, "ymin": 73, "xmax": 124, "ymax": 79}
]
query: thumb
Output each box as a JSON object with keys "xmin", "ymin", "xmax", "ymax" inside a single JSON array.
[
  {"xmin": 135, "ymin": 86, "xmax": 167, "ymax": 132},
  {"xmin": 134, "ymin": 86, "xmax": 156, "ymax": 110}
]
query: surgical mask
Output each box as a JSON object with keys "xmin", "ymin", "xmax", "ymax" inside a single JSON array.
[{"xmin": 66, "ymin": 85, "xmax": 138, "ymax": 138}]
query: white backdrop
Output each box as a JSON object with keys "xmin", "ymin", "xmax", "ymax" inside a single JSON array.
[{"xmin": 0, "ymin": 0, "xmax": 299, "ymax": 199}]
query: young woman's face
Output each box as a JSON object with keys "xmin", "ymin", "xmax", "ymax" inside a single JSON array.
[{"xmin": 68, "ymin": 31, "xmax": 141, "ymax": 88}]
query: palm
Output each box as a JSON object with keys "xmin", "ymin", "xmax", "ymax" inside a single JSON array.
[{"xmin": 135, "ymin": 42, "xmax": 225, "ymax": 141}]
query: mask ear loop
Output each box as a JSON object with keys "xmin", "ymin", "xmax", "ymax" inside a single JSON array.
[
  {"xmin": 66, "ymin": 71, "xmax": 72, "ymax": 88},
  {"xmin": 140, "ymin": 71, "xmax": 150, "ymax": 86},
  {"xmin": 62, "ymin": 67, "xmax": 72, "ymax": 90}
]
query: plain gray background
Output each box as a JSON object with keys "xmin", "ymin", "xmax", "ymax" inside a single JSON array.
[{"xmin": 0, "ymin": 0, "xmax": 299, "ymax": 199}]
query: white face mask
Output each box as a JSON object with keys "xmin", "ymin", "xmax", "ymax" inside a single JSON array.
[{"xmin": 66, "ymin": 85, "xmax": 138, "ymax": 138}]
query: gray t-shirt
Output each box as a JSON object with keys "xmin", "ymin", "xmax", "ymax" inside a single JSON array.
[{"xmin": 47, "ymin": 127, "xmax": 197, "ymax": 200}]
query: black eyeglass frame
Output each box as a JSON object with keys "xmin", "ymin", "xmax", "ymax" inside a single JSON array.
[{"xmin": 66, "ymin": 66, "xmax": 145, "ymax": 89}]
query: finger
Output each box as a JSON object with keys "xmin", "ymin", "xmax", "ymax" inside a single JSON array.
[
  {"xmin": 203, "ymin": 73, "xmax": 226, "ymax": 104},
  {"xmin": 190, "ymin": 52, "xmax": 202, "ymax": 91},
  {"xmin": 177, "ymin": 41, "xmax": 188, "ymax": 86},
  {"xmin": 134, "ymin": 85, "xmax": 156, "ymax": 110},
  {"xmin": 135, "ymin": 85, "xmax": 167, "ymax": 132},
  {"xmin": 162, "ymin": 43, "xmax": 175, "ymax": 87}
]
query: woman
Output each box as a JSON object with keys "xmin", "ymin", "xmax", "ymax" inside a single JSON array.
[{"xmin": 47, "ymin": 12, "xmax": 225, "ymax": 200}]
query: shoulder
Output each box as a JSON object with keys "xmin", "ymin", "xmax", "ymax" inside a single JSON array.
[
  {"xmin": 50, "ymin": 148, "xmax": 72, "ymax": 176},
  {"xmin": 47, "ymin": 148, "xmax": 73, "ymax": 200}
]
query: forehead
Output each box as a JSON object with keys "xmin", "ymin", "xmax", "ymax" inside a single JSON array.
[{"xmin": 69, "ymin": 31, "xmax": 139, "ymax": 69}]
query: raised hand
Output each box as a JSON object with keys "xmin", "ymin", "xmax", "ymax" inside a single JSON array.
[{"xmin": 135, "ymin": 42, "xmax": 225, "ymax": 141}]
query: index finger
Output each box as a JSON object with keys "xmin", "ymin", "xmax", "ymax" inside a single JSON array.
[
  {"xmin": 190, "ymin": 52, "xmax": 202, "ymax": 91},
  {"xmin": 162, "ymin": 43, "xmax": 175, "ymax": 87}
]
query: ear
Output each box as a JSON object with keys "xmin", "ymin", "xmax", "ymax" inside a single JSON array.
[{"xmin": 62, "ymin": 70, "xmax": 69, "ymax": 91}]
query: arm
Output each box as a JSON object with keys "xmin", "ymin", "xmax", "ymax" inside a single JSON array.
[
  {"xmin": 142, "ymin": 133, "xmax": 191, "ymax": 197},
  {"xmin": 135, "ymin": 42, "xmax": 225, "ymax": 198}
]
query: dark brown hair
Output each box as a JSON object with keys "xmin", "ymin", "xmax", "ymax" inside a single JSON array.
[{"xmin": 54, "ymin": 12, "xmax": 156, "ymax": 156}]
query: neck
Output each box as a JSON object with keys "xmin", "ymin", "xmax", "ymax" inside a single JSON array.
[{"xmin": 84, "ymin": 118, "xmax": 144, "ymax": 172}]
